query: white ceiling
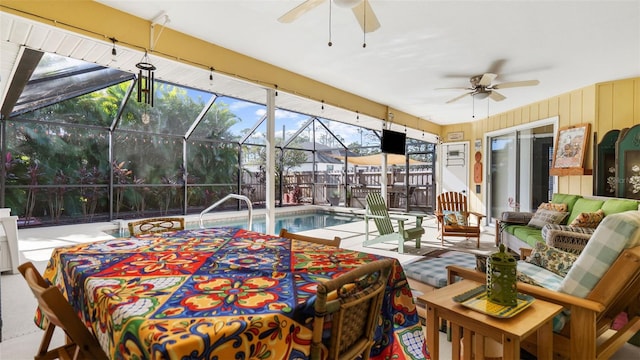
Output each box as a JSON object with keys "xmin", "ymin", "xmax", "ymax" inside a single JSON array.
[
  {"xmin": 1, "ymin": 1, "xmax": 639, "ymax": 134},
  {"xmin": 92, "ymin": 0, "xmax": 640, "ymax": 126}
]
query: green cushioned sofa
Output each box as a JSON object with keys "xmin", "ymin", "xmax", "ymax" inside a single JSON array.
[{"xmin": 501, "ymin": 193, "xmax": 639, "ymax": 254}]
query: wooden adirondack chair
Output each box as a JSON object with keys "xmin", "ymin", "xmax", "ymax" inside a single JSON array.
[
  {"xmin": 363, "ymin": 192, "xmax": 425, "ymax": 254},
  {"xmin": 435, "ymin": 191, "xmax": 485, "ymax": 248}
]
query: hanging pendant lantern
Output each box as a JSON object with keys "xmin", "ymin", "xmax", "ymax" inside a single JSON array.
[
  {"xmin": 486, "ymin": 244, "xmax": 517, "ymax": 306},
  {"xmin": 136, "ymin": 52, "xmax": 156, "ymax": 107}
]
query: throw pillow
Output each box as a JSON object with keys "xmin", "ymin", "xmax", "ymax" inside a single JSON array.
[
  {"xmin": 526, "ymin": 242, "xmax": 578, "ymax": 277},
  {"xmin": 527, "ymin": 209, "xmax": 569, "ymax": 229},
  {"xmin": 569, "ymin": 209, "xmax": 605, "ymax": 229},
  {"xmin": 443, "ymin": 210, "xmax": 467, "ymax": 226},
  {"xmin": 517, "ymin": 271, "xmax": 540, "ymax": 286},
  {"xmin": 538, "ymin": 202, "xmax": 568, "ymax": 212}
]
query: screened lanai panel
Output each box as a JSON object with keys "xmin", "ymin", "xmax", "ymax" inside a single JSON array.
[
  {"xmin": 118, "ymin": 81, "xmax": 213, "ymax": 135},
  {"xmin": 4, "ymin": 120, "xmax": 109, "ymax": 224},
  {"xmin": 112, "ymin": 132, "xmax": 184, "ymax": 217},
  {"xmin": 15, "ymin": 81, "xmax": 135, "ymax": 127},
  {"xmin": 190, "ymin": 96, "xmax": 253, "ymax": 141},
  {"xmin": 189, "ymin": 96, "xmax": 264, "ymax": 142},
  {"xmin": 187, "ymin": 139, "xmax": 240, "ymax": 209},
  {"xmin": 11, "ymin": 51, "xmax": 134, "ymax": 118}
]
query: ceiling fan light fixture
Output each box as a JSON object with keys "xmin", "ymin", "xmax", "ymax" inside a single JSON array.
[{"xmin": 473, "ymin": 91, "xmax": 490, "ymax": 100}]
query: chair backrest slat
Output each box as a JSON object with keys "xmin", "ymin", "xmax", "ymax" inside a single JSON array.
[
  {"xmin": 310, "ymin": 258, "xmax": 394, "ymax": 360},
  {"xmin": 366, "ymin": 192, "xmax": 395, "ymax": 235},
  {"xmin": 128, "ymin": 217, "xmax": 185, "ymax": 236},
  {"xmin": 279, "ymin": 228, "xmax": 341, "ymax": 247},
  {"xmin": 437, "ymin": 191, "xmax": 468, "ymax": 214}
]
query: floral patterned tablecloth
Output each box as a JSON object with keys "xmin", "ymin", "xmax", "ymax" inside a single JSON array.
[{"xmin": 41, "ymin": 227, "xmax": 428, "ymax": 359}]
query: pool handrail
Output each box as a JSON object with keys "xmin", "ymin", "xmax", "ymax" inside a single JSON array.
[{"xmin": 199, "ymin": 194, "xmax": 253, "ymax": 230}]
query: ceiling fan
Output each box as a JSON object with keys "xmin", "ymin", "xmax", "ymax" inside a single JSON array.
[
  {"xmin": 441, "ymin": 72, "xmax": 540, "ymax": 104},
  {"xmin": 278, "ymin": 0, "xmax": 381, "ymax": 33}
]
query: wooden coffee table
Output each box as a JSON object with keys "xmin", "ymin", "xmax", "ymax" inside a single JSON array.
[{"xmin": 419, "ymin": 279, "xmax": 563, "ymax": 360}]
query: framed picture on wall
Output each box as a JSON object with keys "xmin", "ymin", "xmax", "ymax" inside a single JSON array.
[{"xmin": 550, "ymin": 123, "xmax": 591, "ymax": 176}]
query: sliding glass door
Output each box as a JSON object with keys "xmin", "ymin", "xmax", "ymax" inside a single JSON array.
[{"xmin": 487, "ymin": 119, "xmax": 556, "ymax": 222}]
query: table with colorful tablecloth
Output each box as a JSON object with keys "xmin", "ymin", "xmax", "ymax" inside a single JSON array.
[{"xmin": 40, "ymin": 227, "xmax": 428, "ymax": 359}]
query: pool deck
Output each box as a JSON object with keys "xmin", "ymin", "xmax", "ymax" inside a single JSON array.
[{"xmin": 14, "ymin": 205, "xmax": 498, "ymax": 265}]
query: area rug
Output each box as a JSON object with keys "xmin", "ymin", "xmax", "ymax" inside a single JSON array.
[{"xmin": 400, "ymin": 236, "xmax": 498, "ymax": 257}]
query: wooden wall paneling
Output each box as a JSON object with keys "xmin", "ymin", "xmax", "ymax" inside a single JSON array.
[
  {"xmin": 521, "ymin": 106, "xmax": 531, "ymax": 124},
  {"xmin": 598, "ymin": 83, "xmax": 615, "ymax": 129},
  {"xmin": 570, "ymin": 90, "xmax": 584, "ymax": 125},
  {"xmin": 530, "ymin": 103, "xmax": 540, "ymax": 121},
  {"xmin": 498, "ymin": 113, "xmax": 507, "ymax": 129},
  {"xmin": 549, "ymin": 96, "xmax": 560, "ymax": 118},
  {"xmin": 612, "ymin": 79, "xmax": 635, "ymax": 127},
  {"xmin": 558, "ymin": 93, "xmax": 572, "ymax": 127},
  {"xmin": 538, "ymin": 100, "xmax": 549, "ymax": 120},
  {"xmin": 512, "ymin": 110, "xmax": 521, "ymax": 126},
  {"xmin": 506, "ymin": 111, "xmax": 514, "ymax": 128}
]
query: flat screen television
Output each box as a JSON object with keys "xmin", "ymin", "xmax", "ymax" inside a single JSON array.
[{"xmin": 381, "ymin": 129, "xmax": 406, "ymax": 155}]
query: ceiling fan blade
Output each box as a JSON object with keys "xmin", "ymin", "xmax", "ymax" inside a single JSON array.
[
  {"xmin": 489, "ymin": 91, "xmax": 506, "ymax": 101},
  {"xmin": 436, "ymin": 86, "xmax": 472, "ymax": 90},
  {"xmin": 479, "ymin": 73, "xmax": 497, "ymax": 86},
  {"xmin": 278, "ymin": 0, "xmax": 326, "ymax": 23},
  {"xmin": 492, "ymin": 79, "xmax": 540, "ymax": 89},
  {"xmin": 352, "ymin": 0, "xmax": 381, "ymax": 33},
  {"xmin": 486, "ymin": 59, "xmax": 507, "ymax": 77},
  {"xmin": 446, "ymin": 92, "xmax": 473, "ymax": 104}
]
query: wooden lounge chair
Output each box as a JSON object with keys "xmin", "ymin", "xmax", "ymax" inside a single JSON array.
[
  {"xmin": 447, "ymin": 211, "xmax": 640, "ymax": 359},
  {"xmin": 310, "ymin": 258, "xmax": 394, "ymax": 360},
  {"xmin": 434, "ymin": 191, "xmax": 485, "ymax": 248},
  {"xmin": 127, "ymin": 217, "xmax": 185, "ymax": 236},
  {"xmin": 363, "ymin": 192, "xmax": 425, "ymax": 254},
  {"xmin": 279, "ymin": 228, "xmax": 341, "ymax": 247},
  {"xmin": 18, "ymin": 261, "xmax": 108, "ymax": 360}
]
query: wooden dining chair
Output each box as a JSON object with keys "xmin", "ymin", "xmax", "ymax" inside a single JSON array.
[
  {"xmin": 279, "ymin": 228, "xmax": 341, "ymax": 248},
  {"xmin": 310, "ymin": 258, "xmax": 394, "ymax": 360},
  {"xmin": 18, "ymin": 262, "xmax": 108, "ymax": 360},
  {"xmin": 127, "ymin": 217, "xmax": 185, "ymax": 236}
]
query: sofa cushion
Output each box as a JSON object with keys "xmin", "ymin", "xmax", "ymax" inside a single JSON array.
[
  {"xmin": 569, "ymin": 209, "xmax": 605, "ymax": 228},
  {"xmin": 567, "ymin": 198, "xmax": 605, "ymax": 224},
  {"xmin": 507, "ymin": 225, "xmax": 543, "ymax": 247},
  {"xmin": 551, "ymin": 193, "xmax": 582, "ymax": 216},
  {"xmin": 559, "ymin": 211, "xmax": 640, "ymax": 298},
  {"xmin": 601, "ymin": 198, "xmax": 639, "ymax": 216},
  {"xmin": 517, "ymin": 260, "xmax": 564, "ymax": 290},
  {"xmin": 527, "ymin": 209, "xmax": 569, "ymax": 229},
  {"xmin": 403, "ymin": 252, "xmax": 477, "ymax": 288},
  {"xmin": 526, "ymin": 242, "xmax": 578, "ymax": 277}
]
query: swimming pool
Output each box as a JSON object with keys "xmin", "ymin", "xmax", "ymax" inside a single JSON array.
[
  {"xmin": 112, "ymin": 210, "xmax": 361, "ymax": 236},
  {"xmin": 203, "ymin": 210, "xmax": 360, "ymax": 234}
]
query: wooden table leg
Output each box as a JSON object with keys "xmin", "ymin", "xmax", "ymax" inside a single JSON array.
[
  {"xmin": 426, "ymin": 305, "xmax": 439, "ymax": 358},
  {"xmin": 451, "ymin": 323, "xmax": 463, "ymax": 360},
  {"xmin": 537, "ymin": 320, "xmax": 553, "ymax": 360},
  {"xmin": 475, "ymin": 333, "xmax": 485, "ymax": 360},
  {"xmin": 502, "ymin": 334, "xmax": 520, "ymax": 360}
]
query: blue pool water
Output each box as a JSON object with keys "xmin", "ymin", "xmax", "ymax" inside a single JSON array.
[
  {"xmin": 201, "ymin": 211, "xmax": 360, "ymax": 234},
  {"xmin": 113, "ymin": 210, "xmax": 360, "ymax": 236}
]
